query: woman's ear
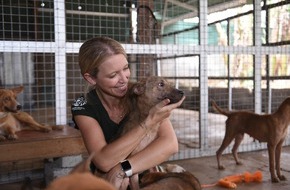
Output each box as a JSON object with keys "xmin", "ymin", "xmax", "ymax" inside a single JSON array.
[{"xmin": 83, "ymin": 73, "xmax": 97, "ymax": 85}]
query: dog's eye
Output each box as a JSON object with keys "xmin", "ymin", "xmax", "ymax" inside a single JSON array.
[
  {"xmin": 158, "ymin": 82, "xmax": 164, "ymax": 87},
  {"xmin": 4, "ymin": 97, "xmax": 10, "ymax": 101}
]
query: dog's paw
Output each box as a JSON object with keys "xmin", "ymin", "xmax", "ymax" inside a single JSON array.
[
  {"xmin": 218, "ymin": 165, "xmax": 225, "ymax": 170},
  {"xmin": 51, "ymin": 125, "xmax": 64, "ymax": 130},
  {"xmin": 278, "ymin": 175, "xmax": 286, "ymax": 181},
  {"xmin": 7, "ymin": 134, "xmax": 18, "ymax": 140},
  {"xmin": 271, "ymin": 176, "xmax": 280, "ymax": 183},
  {"xmin": 42, "ymin": 127, "xmax": 52, "ymax": 132},
  {"xmin": 236, "ymin": 161, "xmax": 243, "ymax": 165},
  {"xmin": 0, "ymin": 135, "xmax": 7, "ymax": 141}
]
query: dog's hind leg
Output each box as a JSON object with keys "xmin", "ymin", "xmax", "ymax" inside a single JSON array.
[
  {"xmin": 216, "ymin": 129, "xmax": 237, "ymax": 170},
  {"xmin": 275, "ymin": 139, "xmax": 286, "ymax": 181},
  {"xmin": 232, "ymin": 133, "xmax": 244, "ymax": 165},
  {"xmin": 267, "ymin": 144, "xmax": 279, "ymax": 183}
]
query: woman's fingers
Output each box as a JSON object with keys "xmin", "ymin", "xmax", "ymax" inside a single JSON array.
[
  {"xmin": 156, "ymin": 96, "xmax": 186, "ymax": 110},
  {"xmin": 155, "ymin": 98, "xmax": 171, "ymax": 109}
]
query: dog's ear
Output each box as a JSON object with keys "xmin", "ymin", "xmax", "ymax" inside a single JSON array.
[
  {"xmin": 11, "ymin": 86, "xmax": 24, "ymax": 95},
  {"xmin": 133, "ymin": 83, "xmax": 146, "ymax": 95}
]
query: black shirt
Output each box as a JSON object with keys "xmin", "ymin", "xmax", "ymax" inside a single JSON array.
[{"xmin": 71, "ymin": 89, "xmax": 128, "ymax": 143}]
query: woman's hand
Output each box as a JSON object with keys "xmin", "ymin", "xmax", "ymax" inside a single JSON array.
[
  {"xmin": 105, "ymin": 164, "xmax": 129, "ymax": 190},
  {"xmin": 145, "ymin": 96, "xmax": 185, "ymax": 128}
]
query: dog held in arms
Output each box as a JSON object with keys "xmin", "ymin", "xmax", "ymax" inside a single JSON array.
[
  {"xmin": 0, "ymin": 86, "xmax": 63, "ymax": 140},
  {"xmin": 212, "ymin": 97, "xmax": 290, "ymax": 183},
  {"xmin": 118, "ymin": 76, "xmax": 185, "ymax": 189}
]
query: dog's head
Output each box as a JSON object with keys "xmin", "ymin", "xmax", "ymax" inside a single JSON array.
[
  {"xmin": 0, "ymin": 86, "xmax": 23, "ymax": 112},
  {"xmin": 131, "ymin": 76, "xmax": 184, "ymax": 106}
]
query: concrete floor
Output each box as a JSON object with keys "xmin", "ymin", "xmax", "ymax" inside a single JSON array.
[
  {"xmin": 168, "ymin": 146, "xmax": 290, "ymax": 189},
  {"xmin": 1, "ymin": 146, "xmax": 289, "ymax": 189}
]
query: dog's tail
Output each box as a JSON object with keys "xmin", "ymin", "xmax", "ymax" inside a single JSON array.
[{"xmin": 211, "ymin": 100, "xmax": 230, "ymax": 116}]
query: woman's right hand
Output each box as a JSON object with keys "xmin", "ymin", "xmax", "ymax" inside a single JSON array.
[
  {"xmin": 145, "ymin": 96, "xmax": 185, "ymax": 129},
  {"xmin": 105, "ymin": 163, "xmax": 129, "ymax": 190}
]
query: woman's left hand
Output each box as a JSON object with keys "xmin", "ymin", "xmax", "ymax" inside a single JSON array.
[{"xmin": 105, "ymin": 164, "xmax": 129, "ymax": 190}]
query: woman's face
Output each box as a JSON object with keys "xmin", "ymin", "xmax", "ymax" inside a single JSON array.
[{"xmin": 94, "ymin": 54, "xmax": 130, "ymax": 98}]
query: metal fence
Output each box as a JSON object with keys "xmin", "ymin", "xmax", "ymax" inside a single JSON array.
[{"xmin": 1, "ymin": 0, "xmax": 290, "ymax": 162}]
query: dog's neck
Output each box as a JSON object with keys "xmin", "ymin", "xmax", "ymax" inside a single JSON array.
[{"xmin": 0, "ymin": 112, "xmax": 8, "ymax": 119}]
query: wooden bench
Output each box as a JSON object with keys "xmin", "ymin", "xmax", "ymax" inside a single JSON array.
[{"xmin": 0, "ymin": 126, "xmax": 87, "ymax": 163}]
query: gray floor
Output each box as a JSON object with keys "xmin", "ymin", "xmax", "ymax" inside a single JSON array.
[
  {"xmin": 168, "ymin": 146, "xmax": 290, "ymax": 189},
  {"xmin": 1, "ymin": 147, "xmax": 289, "ymax": 189}
]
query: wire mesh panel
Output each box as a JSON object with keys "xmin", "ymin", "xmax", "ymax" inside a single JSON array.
[{"xmin": 1, "ymin": 1, "xmax": 290, "ymax": 180}]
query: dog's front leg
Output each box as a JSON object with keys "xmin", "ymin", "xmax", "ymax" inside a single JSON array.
[
  {"xmin": 13, "ymin": 112, "xmax": 51, "ymax": 132},
  {"xmin": 267, "ymin": 144, "xmax": 279, "ymax": 182},
  {"xmin": 275, "ymin": 140, "xmax": 286, "ymax": 181},
  {"xmin": 129, "ymin": 174, "xmax": 140, "ymax": 190},
  {"xmin": 6, "ymin": 126, "xmax": 18, "ymax": 140}
]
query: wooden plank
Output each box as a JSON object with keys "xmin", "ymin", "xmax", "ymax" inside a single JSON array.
[{"xmin": 0, "ymin": 126, "xmax": 87, "ymax": 163}]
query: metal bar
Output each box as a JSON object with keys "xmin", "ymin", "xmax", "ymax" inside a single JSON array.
[
  {"xmin": 54, "ymin": 0, "xmax": 67, "ymax": 125},
  {"xmin": 199, "ymin": 0, "xmax": 209, "ymax": 149}
]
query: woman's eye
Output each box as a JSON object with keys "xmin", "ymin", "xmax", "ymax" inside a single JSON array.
[{"xmin": 109, "ymin": 73, "xmax": 117, "ymax": 78}]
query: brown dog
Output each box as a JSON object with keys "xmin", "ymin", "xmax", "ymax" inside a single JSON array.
[
  {"xmin": 120, "ymin": 76, "xmax": 184, "ymax": 189},
  {"xmin": 140, "ymin": 171, "xmax": 201, "ymax": 190},
  {"xmin": 212, "ymin": 97, "xmax": 290, "ymax": 182},
  {"xmin": 0, "ymin": 86, "xmax": 63, "ymax": 140}
]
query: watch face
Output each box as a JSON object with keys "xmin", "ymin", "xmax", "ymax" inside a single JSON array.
[{"xmin": 121, "ymin": 160, "xmax": 131, "ymax": 170}]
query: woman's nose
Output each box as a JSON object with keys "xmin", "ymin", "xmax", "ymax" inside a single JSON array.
[{"xmin": 119, "ymin": 71, "xmax": 129, "ymax": 83}]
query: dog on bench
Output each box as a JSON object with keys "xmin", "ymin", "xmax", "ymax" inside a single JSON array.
[
  {"xmin": 0, "ymin": 86, "xmax": 63, "ymax": 140},
  {"xmin": 119, "ymin": 76, "xmax": 184, "ymax": 189},
  {"xmin": 212, "ymin": 97, "xmax": 290, "ymax": 182}
]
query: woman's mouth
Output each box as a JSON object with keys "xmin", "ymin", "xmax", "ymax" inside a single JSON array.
[{"xmin": 117, "ymin": 84, "xmax": 128, "ymax": 92}]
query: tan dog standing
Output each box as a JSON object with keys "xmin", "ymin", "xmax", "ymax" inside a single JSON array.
[
  {"xmin": 0, "ymin": 86, "xmax": 63, "ymax": 140},
  {"xmin": 212, "ymin": 97, "xmax": 290, "ymax": 182}
]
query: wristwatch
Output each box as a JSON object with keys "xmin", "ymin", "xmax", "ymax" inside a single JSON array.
[{"xmin": 120, "ymin": 160, "xmax": 132, "ymax": 177}]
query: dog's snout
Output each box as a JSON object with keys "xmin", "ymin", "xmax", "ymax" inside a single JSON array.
[
  {"xmin": 16, "ymin": 105, "xmax": 22, "ymax": 110},
  {"xmin": 179, "ymin": 90, "xmax": 184, "ymax": 95}
]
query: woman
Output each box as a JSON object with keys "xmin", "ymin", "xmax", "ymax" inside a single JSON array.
[{"xmin": 71, "ymin": 36, "xmax": 185, "ymax": 189}]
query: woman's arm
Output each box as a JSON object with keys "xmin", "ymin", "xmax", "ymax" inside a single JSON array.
[
  {"xmin": 75, "ymin": 96, "xmax": 185, "ymax": 172},
  {"xmin": 128, "ymin": 118, "xmax": 179, "ymax": 173},
  {"xmin": 104, "ymin": 118, "xmax": 178, "ymax": 189},
  {"xmin": 74, "ymin": 115, "xmax": 148, "ymax": 172}
]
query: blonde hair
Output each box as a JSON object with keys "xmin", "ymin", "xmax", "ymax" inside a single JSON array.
[{"xmin": 78, "ymin": 36, "xmax": 127, "ymax": 77}]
